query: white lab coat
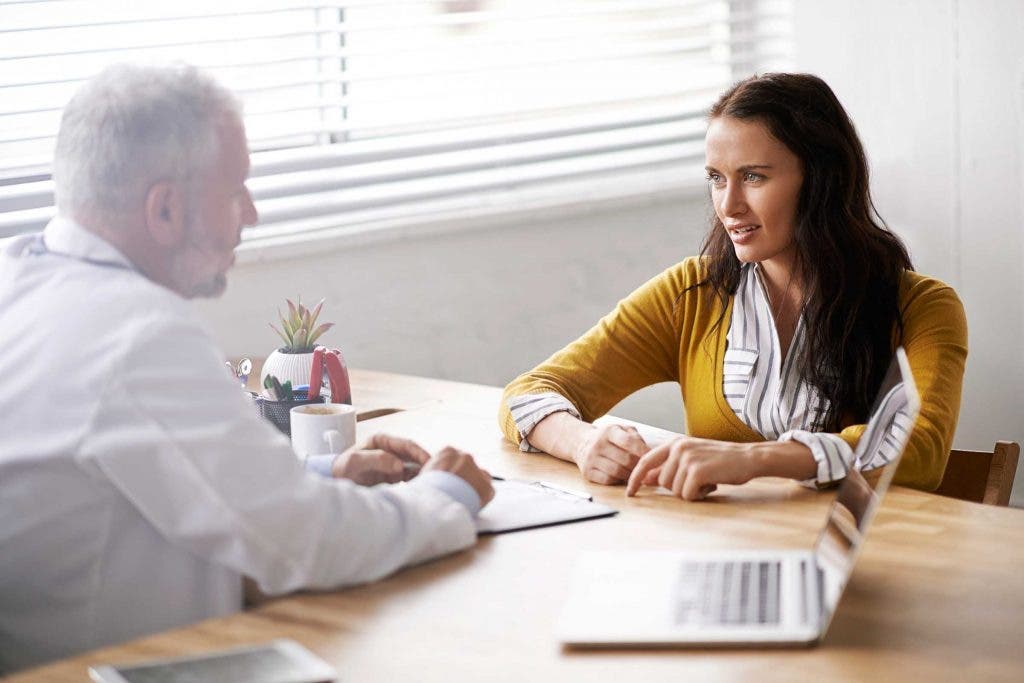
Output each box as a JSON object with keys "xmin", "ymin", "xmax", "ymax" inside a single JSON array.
[{"xmin": 0, "ymin": 217, "xmax": 476, "ymax": 673}]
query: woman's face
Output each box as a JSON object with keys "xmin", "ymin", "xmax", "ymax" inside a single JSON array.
[{"xmin": 704, "ymin": 116, "xmax": 804, "ymax": 271}]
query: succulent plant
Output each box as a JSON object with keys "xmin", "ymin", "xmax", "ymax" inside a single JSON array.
[{"xmin": 269, "ymin": 298, "xmax": 334, "ymax": 353}]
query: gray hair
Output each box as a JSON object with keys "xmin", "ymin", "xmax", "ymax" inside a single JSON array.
[{"xmin": 53, "ymin": 62, "xmax": 242, "ymax": 219}]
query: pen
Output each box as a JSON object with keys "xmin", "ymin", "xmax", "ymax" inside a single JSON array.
[
  {"xmin": 532, "ymin": 480, "xmax": 593, "ymax": 502},
  {"xmin": 489, "ymin": 476, "xmax": 592, "ymax": 501}
]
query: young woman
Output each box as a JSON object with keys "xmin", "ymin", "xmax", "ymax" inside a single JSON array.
[{"xmin": 498, "ymin": 73, "xmax": 967, "ymax": 500}]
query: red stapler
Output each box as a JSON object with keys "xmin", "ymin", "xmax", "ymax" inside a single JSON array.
[{"xmin": 307, "ymin": 346, "xmax": 352, "ymax": 405}]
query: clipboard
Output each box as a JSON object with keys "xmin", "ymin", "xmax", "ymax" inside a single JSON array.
[{"xmin": 475, "ymin": 479, "xmax": 618, "ymax": 535}]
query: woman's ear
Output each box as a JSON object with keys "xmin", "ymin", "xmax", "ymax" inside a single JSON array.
[{"xmin": 144, "ymin": 180, "xmax": 186, "ymax": 246}]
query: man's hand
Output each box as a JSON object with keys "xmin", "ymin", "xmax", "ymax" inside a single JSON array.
[
  {"xmin": 625, "ymin": 436, "xmax": 759, "ymax": 500},
  {"xmin": 422, "ymin": 446, "xmax": 495, "ymax": 508},
  {"xmin": 573, "ymin": 424, "xmax": 649, "ymax": 485},
  {"xmin": 331, "ymin": 433, "xmax": 430, "ymax": 485}
]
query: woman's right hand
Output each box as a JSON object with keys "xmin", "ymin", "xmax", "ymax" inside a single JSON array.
[{"xmin": 572, "ymin": 423, "xmax": 650, "ymax": 485}]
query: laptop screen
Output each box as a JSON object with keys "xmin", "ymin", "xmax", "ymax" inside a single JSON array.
[{"xmin": 813, "ymin": 348, "xmax": 921, "ymax": 630}]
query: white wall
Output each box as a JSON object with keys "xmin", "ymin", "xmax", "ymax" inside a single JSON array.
[{"xmin": 197, "ymin": 0, "xmax": 1024, "ymax": 505}]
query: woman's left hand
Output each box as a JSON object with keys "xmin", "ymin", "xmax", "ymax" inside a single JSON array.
[{"xmin": 625, "ymin": 436, "xmax": 759, "ymax": 500}]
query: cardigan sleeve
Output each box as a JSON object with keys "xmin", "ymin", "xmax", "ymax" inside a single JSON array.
[
  {"xmin": 799, "ymin": 275, "xmax": 967, "ymax": 491},
  {"xmin": 498, "ymin": 261, "xmax": 692, "ymax": 448}
]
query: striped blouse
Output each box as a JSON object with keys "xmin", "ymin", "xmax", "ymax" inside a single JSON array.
[{"xmin": 508, "ymin": 263, "xmax": 910, "ymax": 486}]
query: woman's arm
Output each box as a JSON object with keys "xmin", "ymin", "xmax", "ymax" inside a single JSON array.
[
  {"xmin": 780, "ymin": 277, "xmax": 968, "ymax": 490},
  {"xmin": 498, "ymin": 262, "xmax": 697, "ymax": 481},
  {"xmin": 878, "ymin": 277, "xmax": 967, "ymax": 489}
]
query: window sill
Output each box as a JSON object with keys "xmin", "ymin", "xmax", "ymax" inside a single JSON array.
[{"xmin": 235, "ymin": 165, "xmax": 708, "ymax": 267}]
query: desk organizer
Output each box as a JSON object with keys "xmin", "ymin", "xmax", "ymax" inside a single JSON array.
[{"xmin": 250, "ymin": 390, "xmax": 326, "ymax": 437}]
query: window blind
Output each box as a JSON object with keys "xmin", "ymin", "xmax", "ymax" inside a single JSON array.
[{"xmin": 0, "ymin": 0, "xmax": 793, "ymax": 241}]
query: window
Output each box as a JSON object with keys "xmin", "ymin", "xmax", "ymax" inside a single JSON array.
[{"xmin": 0, "ymin": 0, "xmax": 792, "ymax": 243}]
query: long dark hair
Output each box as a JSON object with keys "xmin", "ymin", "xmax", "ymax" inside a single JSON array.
[{"xmin": 696, "ymin": 73, "xmax": 912, "ymax": 430}]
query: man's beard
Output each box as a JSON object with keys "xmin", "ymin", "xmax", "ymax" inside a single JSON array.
[
  {"xmin": 168, "ymin": 217, "xmax": 229, "ymax": 299},
  {"xmin": 182, "ymin": 268, "xmax": 228, "ymax": 299}
]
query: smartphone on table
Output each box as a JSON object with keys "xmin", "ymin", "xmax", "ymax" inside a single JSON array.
[{"xmin": 88, "ymin": 638, "xmax": 336, "ymax": 683}]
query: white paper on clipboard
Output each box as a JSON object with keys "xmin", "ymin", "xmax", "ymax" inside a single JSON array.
[{"xmin": 476, "ymin": 479, "xmax": 617, "ymax": 535}]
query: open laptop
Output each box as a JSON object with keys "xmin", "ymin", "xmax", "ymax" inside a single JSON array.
[{"xmin": 557, "ymin": 347, "xmax": 920, "ymax": 648}]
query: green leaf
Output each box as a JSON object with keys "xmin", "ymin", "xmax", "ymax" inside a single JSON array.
[
  {"xmin": 307, "ymin": 322, "xmax": 334, "ymax": 345},
  {"xmin": 278, "ymin": 308, "xmax": 294, "ymax": 337},
  {"xmin": 286, "ymin": 299, "xmax": 301, "ymax": 330},
  {"xmin": 268, "ymin": 322, "xmax": 290, "ymax": 346},
  {"xmin": 308, "ymin": 299, "xmax": 325, "ymax": 329},
  {"xmin": 293, "ymin": 326, "xmax": 308, "ymax": 351}
]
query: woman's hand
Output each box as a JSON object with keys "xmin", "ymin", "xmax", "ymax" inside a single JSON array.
[
  {"xmin": 331, "ymin": 433, "xmax": 430, "ymax": 485},
  {"xmin": 625, "ymin": 436, "xmax": 759, "ymax": 500},
  {"xmin": 626, "ymin": 437, "xmax": 819, "ymax": 499},
  {"xmin": 573, "ymin": 423, "xmax": 650, "ymax": 485},
  {"xmin": 527, "ymin": 411, "xmax": 650, "ymax": 485}
]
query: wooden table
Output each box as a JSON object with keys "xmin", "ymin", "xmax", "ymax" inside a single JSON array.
[{"xmin": 9, "ymin": 371, "xmax": 1024, "ymax": 682}]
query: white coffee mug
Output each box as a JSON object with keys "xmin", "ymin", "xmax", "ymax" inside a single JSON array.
[{"xmin": 289, "ymin": 403, "xmax": 357, "ymax": 462}]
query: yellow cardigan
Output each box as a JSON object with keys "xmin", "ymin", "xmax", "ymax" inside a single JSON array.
[{"xmin": 499, "ymin": 257, "xmax": 968, "ymax": 491}]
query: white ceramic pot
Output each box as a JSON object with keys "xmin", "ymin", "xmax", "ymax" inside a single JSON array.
[{"xmin": 260, "ymin": 349, "xmax": 316, "ymax": 390}]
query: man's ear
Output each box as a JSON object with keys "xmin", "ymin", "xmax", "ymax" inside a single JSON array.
[{"xmin": 144, "ymin": 181, "xmax": 186, "ymax": 246}]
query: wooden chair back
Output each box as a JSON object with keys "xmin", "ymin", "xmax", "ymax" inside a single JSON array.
[{"xmin": 935, "ymin": 441, "xmax": 1020, "ymax": 506}]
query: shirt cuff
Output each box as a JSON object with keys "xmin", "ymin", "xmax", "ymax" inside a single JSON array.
[
  {"xmin": 778, "ymin": 430, "xmax": 855, "ymax": 488},
  {"xmin": 304, "ymin": 453, "xmax": 337, "ymax": 478},
  {"xmin": 506, "ymin": 392, "xmax": 581, "ymax": 453},
  {"xmin": 414, "ymin": 470, "xmax": 482, "ymax": 516}
]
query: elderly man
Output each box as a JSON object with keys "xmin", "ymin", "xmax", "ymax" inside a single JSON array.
[{"xmin": 0, "ymin": 63, "xmax": 493, "ymax": 673}]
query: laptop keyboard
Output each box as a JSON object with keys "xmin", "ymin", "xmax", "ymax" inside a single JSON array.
[{"xmin": 675, "ymin": 560, "xmax": 782, "ymax": 626}]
